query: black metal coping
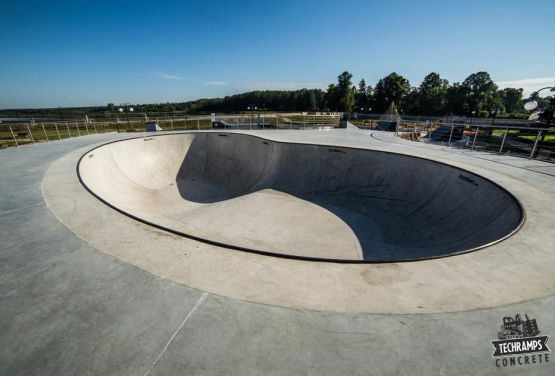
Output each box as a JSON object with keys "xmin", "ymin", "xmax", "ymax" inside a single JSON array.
[{"xmin": 76, "ymin": 131, "xmax": 526, "ymax": 264}]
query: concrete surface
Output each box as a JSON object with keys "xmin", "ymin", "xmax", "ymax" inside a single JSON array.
[
  {"xmin": 77, "ymin": 133, "xmax": 523, "ymax": 261},
  {"xmin": 41, "ymin": 129, "xmax": 555, "ymax": 314},
  {"xmin": 1, "ymin": 130, "xmax": 554, "ymax": 375}
]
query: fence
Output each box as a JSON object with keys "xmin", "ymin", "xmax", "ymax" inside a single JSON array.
[
  {"xmin": 396, "ymin": 121, "xmax": 555, "ymax": 162},
  {"xmin": 212, "ymin": 113, "xmax": 340, "ymax": 130},
  {"xmin": 3, "ymin": 113, "xmax": 552, "ymax": 163},
  {"xmin": 0, "ymin": 116, "xmax": 218, "ymax": 150},
  {"xmin": 0, "ymin": 113, "xmax": 340, "ymax": 150}
]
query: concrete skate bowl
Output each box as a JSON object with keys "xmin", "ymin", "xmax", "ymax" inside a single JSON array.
[{"xmin": 77, "ymin": 132, "xmax": 524, "ymax": 262}]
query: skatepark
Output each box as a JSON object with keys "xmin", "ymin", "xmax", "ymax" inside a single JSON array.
[
  {"xmin": 77, "ymin": 132, "xmax": 523, "ymax": 262},
  {"xmin": 1, "ymin": 127, "xmax": 554, "ymax": 374}
]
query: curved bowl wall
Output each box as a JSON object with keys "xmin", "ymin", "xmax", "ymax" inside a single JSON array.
[{"xmin": 77, "ymin": 132, "xmax": 524, "ymax": 262}]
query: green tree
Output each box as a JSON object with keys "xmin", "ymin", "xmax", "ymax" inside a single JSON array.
[
  {"xmin": 446, "ymin": 83, "xmax": 466, "ymax": 115},
  {"xmin": 355, "ymin": 79, "xmax": 371, "ymax": 112},
  {"xmin": 374, "ymin": 72, "xmax": 410, "ymax": 113},
  {"xmin": 403, "ymin": 88, "xmax": 421, "ymax": 115},
  {"xmin": 306, "ymin": 90, "xmax": 318, "ymax": 111},
  {"xmin": 324, "ymin": 84, "xmax": 339, "ymax": 111},
  {"xmin": 336, "ymin": 71, "xmax": 355, "ymax": 112},
  {"xmin": 417, "ymin": 72, "xmax": 449, "ymax": 116},
  {"xmin": 499, "ymin": 87, "xmax": 523, "ymax": 114},
  {"xmin": 461, "ymin": 71, "xmax": 499, "ymax": 116},
  {"xmin": 314, "ymin": 90, "xmax": 325, "ymax": 111},
  {"xmin": 366, "ymin": 84, "xmax": 374, "ymax": 112}
]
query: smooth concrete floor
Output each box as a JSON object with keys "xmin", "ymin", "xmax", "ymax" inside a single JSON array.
[{"xmin": 1, "ymin": 132, "xmax": 554, "ymax": 375}]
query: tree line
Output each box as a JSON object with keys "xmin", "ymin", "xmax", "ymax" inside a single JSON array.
[
  {"xmin": 142, "ymin": 70, "xmax": 544, "ymax": 118},
  {"xmin": 191, "ymin": 70, "xmax": 535, "ymax": 118},
  {"xmin": 0, "ymin": 70, "xmax": 544, "ymax": 119}
]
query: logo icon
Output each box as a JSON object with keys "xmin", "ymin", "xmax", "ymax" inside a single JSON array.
[{"xmin": 491, "ymin": 314, "xmax": 551, "ymax": 368}]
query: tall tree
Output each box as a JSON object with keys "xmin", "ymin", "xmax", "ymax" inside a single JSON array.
[
  {"xmin": 366, "ymin": 84, "xmax": 374, "ymax": 112},
  {"xmin": 417, "ymin": 72, "xmax": 449, "ymax": 116},
  {"xmin": 403, "ymin": 87, "xmax": 421, "ymax": 115},
  {"xmin": 324, "ymin": 84, "xmax": 339, "ymax": 111},
  {"xmin": 499, "ymin": 87, "xmax": 523, "ymax": 114},
  {"xmin": 460, "ymin": 71, "xmax": 499, "ymax": 116},
  {"xmin": 446, "ymin": 83, "xmax": 466, "ymax": 115},
  {"xmin": 336, "ymin": 71, "xmax": 355, "ymax": 112},
  {"xmin": 306, "ymin": 90, "xmax": 318, "ymax": 111},
  {"xmin": 356, "ymin": 79, "xmax": 371, "ymax": 112},
  {"xmin": 373, "ymin": 72, "xmax": 410, "ymax": 113}
]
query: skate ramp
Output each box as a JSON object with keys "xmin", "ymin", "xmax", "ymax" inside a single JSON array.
[{"xmin": 78, "ymin": 132, "xmax": 523, "ymax": 262}]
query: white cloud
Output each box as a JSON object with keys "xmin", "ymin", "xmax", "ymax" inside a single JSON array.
[
  {"xmin": 150, "ymin": 72, "xmax": 184, "ymax": 80},
  {"xmin": 237, "ymin": 81, "xmax": 327, "ymax": 91},
  {"xmin": 496, "ymin": 77, "xmax": 555, "ymax": 97},
  {"xmin": 204, "ymin": 80, "xmax": 229, "ymax": 86}
]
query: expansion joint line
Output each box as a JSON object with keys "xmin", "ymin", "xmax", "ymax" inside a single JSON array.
[{"xmin": 143, "ymin": 292, "xmax": 208, "ymax": 376}]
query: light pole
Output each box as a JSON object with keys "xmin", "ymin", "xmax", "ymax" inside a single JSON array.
[
  {"xmin": 524, "ymin": 86, "xmax": 555, "ymax": 126},
  {"xmin": 119, "ymin": 104, "xmax": 134, "ymax": 132},
  {"xmin": 262, "ymin": 104, "xmax": 266, "ymax": 129},
  {"xmin": 490, "ymin": 107, "xmax": 498, "ymax": 126},
  {"xmin": 524, "ymin": 86, "xmax": 555, "ymax": 147},
  {"xmin": 247, "ymin": 105, "xmax": 257, "ymax": 129}
]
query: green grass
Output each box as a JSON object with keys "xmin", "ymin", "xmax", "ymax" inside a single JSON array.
[
  {"xmin": 0, "ymin": 119, "xmax": 215, "ymax": 147},
  {"xmin": 349, "ymin": 119, "xmax": 378, "ymax": 127},
  {"xmin": 492, "ymin": 129, "xmax": 521, "ymax": 137},
  {"xmin": 288, "ymin": 115, "xmax": 338, "ymax": 122},
  {"xmin": 517, "ymin": 133, "xmax": 555, "ymax": 142},
  {"xmin": 0, "ymin": 123, "xmax": 118, "ymax": 144}
]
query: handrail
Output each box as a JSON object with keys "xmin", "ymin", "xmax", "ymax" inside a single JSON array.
[{"xmin": 396, "ymin": 122, "xmax": 554, "ymax": 162}]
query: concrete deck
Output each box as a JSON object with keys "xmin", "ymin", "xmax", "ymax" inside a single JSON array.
[{"xmin": 1, "ymin": 130, "xmax": 554, "ymax": 375}]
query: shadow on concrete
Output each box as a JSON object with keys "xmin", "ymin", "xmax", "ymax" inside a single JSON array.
[{"xmin": 175, "ymin": 133, "xmax": 523, "ymax": 262}]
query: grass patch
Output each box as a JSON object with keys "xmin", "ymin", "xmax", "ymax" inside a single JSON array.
[
  {"xmin": 517, "ymin": 133, "xmax": 555, "ymax": 142},
  {"xmin": 0, "ymin": 119, "xmax": 214, "ymax": 149}
]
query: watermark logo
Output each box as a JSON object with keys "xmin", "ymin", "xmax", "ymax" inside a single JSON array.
[{"xmin": 491, "ymin": 314, "xmax": 551, "ymax": 368}]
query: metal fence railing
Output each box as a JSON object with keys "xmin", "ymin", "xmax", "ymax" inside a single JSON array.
[
  {"xmin": 212, "ymin": 114, "xmax": 339, "ymax": 130},
  {"xmin": 0, "ymin": 113, "xmax": 341, "ymax": 150},
  {"xmin": 4, "ymin": 112, "xmax": 551, "ymax": 163},
  {"xmin": 395, "ymin": 121, "xmax": 555, "ymax": 162},
  {"xmin": 0, "ymin": 116, "xmax": 213, "ymax": 150}
]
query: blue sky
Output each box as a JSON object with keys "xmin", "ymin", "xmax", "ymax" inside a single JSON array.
[{"xmin": 1, "ymin": 0, "xmax": 554, "ymax": 109}]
